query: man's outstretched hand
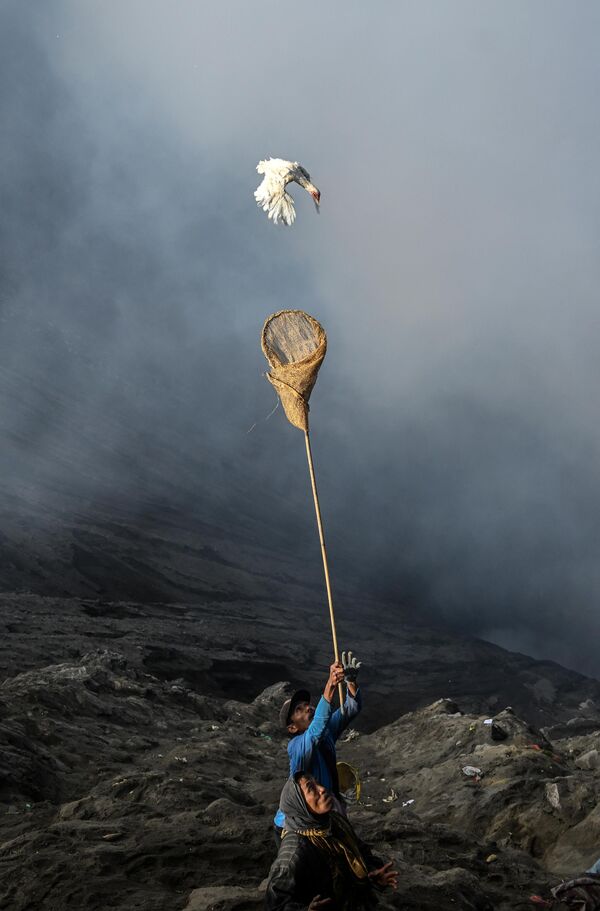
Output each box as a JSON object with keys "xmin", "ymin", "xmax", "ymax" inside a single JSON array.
[
  {"xmin": 324, "ymin": 662, "xmax": 345, "ymax": 703},
  {"xmin": 368, "ymin": 860, "xmax": 399, "ymax": 890},
  {"xmin": 308, "ymin": 896, "xmax": 332, "ymax": 909},
  {"xmin": 341, "ymin": 650, "xmax": 362, "ymax": 683}
]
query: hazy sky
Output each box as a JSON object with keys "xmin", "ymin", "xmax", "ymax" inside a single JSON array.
[{"xmin": 2, "ymin": 2, "xmax": 600, "ymax": 676}]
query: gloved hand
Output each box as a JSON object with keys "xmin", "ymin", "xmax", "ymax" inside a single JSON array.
[{"xmin": 342, "ymin": 650, "xmax": 362, "ymax": 683}]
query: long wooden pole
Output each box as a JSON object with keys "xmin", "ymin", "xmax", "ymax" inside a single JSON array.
[{"xmin": 304, "ymin": 430, "xmax": 345, "ymax": 712}]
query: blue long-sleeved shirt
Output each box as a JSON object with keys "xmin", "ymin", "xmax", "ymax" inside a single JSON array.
[{"xmin": 274, "ymin": 689, "xmax": 362, "ymax": 827}]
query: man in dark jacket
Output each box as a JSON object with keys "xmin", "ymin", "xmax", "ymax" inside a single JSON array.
[
  {"xmin": 274, "ymin": 652, "xmax": 362, "ymax": 839},
  {"xmin": 266, "ymin": 772, "xmax": 397, "ymax": 910}
]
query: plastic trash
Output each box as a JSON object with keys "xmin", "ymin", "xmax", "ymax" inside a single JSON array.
[
  {"xmin": 382, "ymin": 788, "xmax": 399, "ymax": 803},
  {"xmin": 462, "ymin": 766, "xmax": 484, "ymax": 779},
  {"xmin": 545, "ymin": 782, "xmax": 560, "ymax": 809}
]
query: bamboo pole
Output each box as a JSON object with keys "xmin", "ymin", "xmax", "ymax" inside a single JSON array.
[{"xmin": 304, "ymin": 430, "xmax": 345, "ymax": 713}]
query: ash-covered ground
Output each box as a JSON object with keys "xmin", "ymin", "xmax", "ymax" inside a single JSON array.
[
  {"xmin": 1, "ymin": 587, "xmax": 600, "ymax": 911},
  {"xmin": 1, "ymin": 426, "xmax": 599, "ymax": 910}
]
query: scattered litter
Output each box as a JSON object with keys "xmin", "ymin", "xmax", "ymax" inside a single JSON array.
[
  {"xmin": 462, "ymin": 766, "xmax": 484, "ymax": 780},
  {"xmin": 102, "ymin": 832, "xmax": 123, "ymax": 842},
  {"xmin": 402, "ymin": 799, "xmax": 415, "ymax": 808},
  {"xmin": 545, "ymin": 782, "xmax": 560, "ymax": 809},
  {"xmin": 25, "ymin": 803, "xmax": 32, "ymax": 811},
  {"xmin": 483, "ymin": 719, "xmax": 493, "ymax": 725},
  {"xmin": 379, "ymin": 776, "xmax": 386, "ymax": 781},
  {"xmin": 469, "ymin": 723, "xmax": 476, "ymax": 733},
  {"xmin": 529, "ymin": 896, "xmax": 552, "ymax": 907},
  {"xmin": 455, "ymin": 740, "xmax": 462, "ymax": 746},
  {"xmin": 174, "ymin": 756, "xmax": 188, "ymax": 763},
  {"xmin": 485, "ymin": 854, "xmax": 497, "ymax": 864},
  {"xmin": 383, "ymin": 788, "xmax": 398, "ymax": 803},
  {"xmin": 341, "ymin": 729, "xmax": 360, "ymax": 743},
  {"xmin": 210, "ymin": 724, "xmax": 220, "ymax": 731}
]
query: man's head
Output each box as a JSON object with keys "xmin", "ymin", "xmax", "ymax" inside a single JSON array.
[
  {"xmin": 279, "ymin": 689, "xmax": 314, "ymax": 735},
  {"xmin": 295, "ymin": 772, "xmax": 333, "ymax": 816}
]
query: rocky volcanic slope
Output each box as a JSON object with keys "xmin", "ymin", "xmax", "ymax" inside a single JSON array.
[
  {"xmin": 1, "ymin": 597, "xmax": 600, "ymax": 909},
  {"xmin": 2, "ymin": 592, "xmax": 600, "ymax": 734}
]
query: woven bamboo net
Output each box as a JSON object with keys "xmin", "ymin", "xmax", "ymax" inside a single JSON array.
[{"xmin": 261, "ymin": 310, "xmax": 327, "ymax": 432}]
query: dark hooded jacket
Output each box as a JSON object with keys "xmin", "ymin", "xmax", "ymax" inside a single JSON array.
[{"xmin": 265, "ymin": 775, "xmax": 383, "ymax": 911}]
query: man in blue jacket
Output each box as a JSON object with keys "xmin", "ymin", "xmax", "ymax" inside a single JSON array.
[{"xmin": 274, "ymin": 651, "xmax": 362, "ymax": 842}]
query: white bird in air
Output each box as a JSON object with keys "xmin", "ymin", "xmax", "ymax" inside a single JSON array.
[{"xmin": 254, "ymin": 158, "xmax": 321, "ymax": 226}]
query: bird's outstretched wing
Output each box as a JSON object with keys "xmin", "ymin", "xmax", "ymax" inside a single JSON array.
[
  {"xmin": 254, "ymin": 182, "xmax": 296, "ymax": 225},
  {"xmin": 254, "ymin": 158, "xmax": 296, "ymax": 226}
]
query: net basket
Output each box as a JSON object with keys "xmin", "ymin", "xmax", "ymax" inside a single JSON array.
[{"xmin": 261, "ymin": 310, "xmax": 327, "ymax": 432}]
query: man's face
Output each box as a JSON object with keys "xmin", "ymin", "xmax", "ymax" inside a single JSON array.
[
  {"xmin": 299, "ymin": 774, "xmax": 333, "ymax": 815},
  {"xmin": 287, "ymin": 700, "xmax": 314, "ymax": 734}
]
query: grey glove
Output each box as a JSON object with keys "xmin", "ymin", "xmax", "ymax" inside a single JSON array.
[{"xmin": 342, "ymin": 650, "xmax": 362, "ymax": 683}]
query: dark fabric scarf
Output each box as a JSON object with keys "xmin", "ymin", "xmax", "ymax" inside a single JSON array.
[
  {"xmin": 551, "ymin": 874, "xmax": 600, "ymax": 909},
  {"xmin": 280, "ymin": 774, "xmax": 332, "ymax": 837},
  {"xmin": 279, "ymin": 776, "xmax": 375, "ymax": 910}
]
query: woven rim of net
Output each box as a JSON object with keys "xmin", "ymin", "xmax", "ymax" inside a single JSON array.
[{"xmin": 261, "ymin": 309, "xmax": 327, "ymax": 432}]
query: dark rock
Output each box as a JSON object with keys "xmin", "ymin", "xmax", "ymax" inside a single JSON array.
[{"xmin": 0, "ymin": 598, "xmax": 599, "ymax": 909}]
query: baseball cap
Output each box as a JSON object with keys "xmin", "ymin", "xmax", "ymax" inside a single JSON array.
[{"xmin": 279, "ymin": 689, "xmax": 311, "ymax": 730}]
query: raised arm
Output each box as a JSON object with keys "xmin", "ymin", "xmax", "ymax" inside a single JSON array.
[
  {"xmin": 289, "ymin": 663, "xmax": 345, "ymax": 772},
  {"xmin": 323, "ymin": 661, "xmax": 345, "ymax": 704},
  {"xmin": 329, "ymin": 651, "xmax": 363, "ymax": 740}
]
